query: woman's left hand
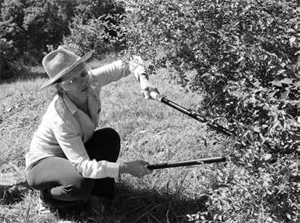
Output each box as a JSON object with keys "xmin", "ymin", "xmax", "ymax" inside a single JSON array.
[
  {"xmin": 140, "ymin": 76, "xmax": 160, "ymax": 100},
  {"xmin": 128, "ymin": 55, "xmax": 160, "ymax": 99}
]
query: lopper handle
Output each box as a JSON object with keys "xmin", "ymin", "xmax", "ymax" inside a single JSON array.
[
  {"xmin": 149, "ymin": 91, "xmax": 233, "ymax": 136},
  {"xmin": 146, "ymin": 157, "xmax": 227, "ymax": 170}
]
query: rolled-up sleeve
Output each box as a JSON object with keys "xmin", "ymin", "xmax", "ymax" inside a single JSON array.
[
  {"xmin": 51, "ymin": 112, "xmax": 120, "ymax": 179},
  {"xmin": 92, "ymin": 60, "xmax": 131, "ymax": 87}
]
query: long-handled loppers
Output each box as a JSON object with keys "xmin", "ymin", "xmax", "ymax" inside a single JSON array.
[
  {"xmin": 147, "ymin": 157, "xmax": 226, "ymax": 170},
  {"xmin": 150, "ymin": 92, "xmax": 233, "ymax": 137},
  {"xmin": 145, "ymin": 92, "xmax": 228, "ymax": 169}
]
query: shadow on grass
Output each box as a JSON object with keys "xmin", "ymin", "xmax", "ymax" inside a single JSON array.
[{"xmin": 57, "ymin": 182, "xmax": 207, "ymax": 223}]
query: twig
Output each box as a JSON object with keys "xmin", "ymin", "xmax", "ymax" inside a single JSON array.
[
  {"xmin": 166, "ymin": 171, "xmax": 188, "ymax": 223},
  {"xmin": 24, "ymin": 191, "xmax": 34, "ymax": 223},
  {"xmin": 254, "ymin": 0, "xmax": 276, "ymax": 19},
  {"xmin": 133, "ymin": 204, "xmax": 163, "ymax": 223}
]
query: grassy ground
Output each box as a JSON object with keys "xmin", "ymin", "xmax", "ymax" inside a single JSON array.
[{"xmin": 0, "ymin": 67, "xmax": 230, "ymax": 222}]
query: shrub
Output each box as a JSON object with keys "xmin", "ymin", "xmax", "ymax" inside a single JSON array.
[
  {"xmin": 0, "ymin": 39, "xmax": 13, "ymax": 80},
  {"xmin": 0, "ymin": 0, "xmax": 125, "ymax": 79},
  {"xmin": 61, "ymin": 0, "xmax": 126, "ymax": 58},
  {"xmin": 0, "ymin": 0, "xmax": 73, "ymax": 59},
  {"xmin": 62, "ymin": 13, "xmax": 125, "ymax": 59},
  {"xmin": 123, "ymin": 0, "xmax": 300, "ymax": 221},
  {"xmin": 0, "ymin": 39, "xmax": 28, "ymax": 80}
]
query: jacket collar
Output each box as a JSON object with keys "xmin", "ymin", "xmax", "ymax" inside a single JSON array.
[{"xmin": 62, "ymin": 93, "xmax": 80, "ymax": 115}]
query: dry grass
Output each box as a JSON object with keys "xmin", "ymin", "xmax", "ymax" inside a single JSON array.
[{"xmin": 0, "ymin": 67, "xmax": 230, "ymax": 222}]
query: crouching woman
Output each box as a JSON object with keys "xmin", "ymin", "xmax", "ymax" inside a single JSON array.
[{"xmin": 25, "ymin": 46, "xmax": 159, "ymax": 210}]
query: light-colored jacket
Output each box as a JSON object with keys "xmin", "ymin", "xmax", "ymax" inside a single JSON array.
[{"xmin": 25, "ymin": 60, "xmax": 136, "ymax": 179}]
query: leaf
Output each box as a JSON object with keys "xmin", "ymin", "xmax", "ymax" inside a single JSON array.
[
  {"xmin": 286, "ymin": 29, "xmax": 295, "ymax": 33},
  {"xmin": 295, "ymin": 81, "xmax": 300, "ymax": 88},
  {"xmin": 271, "ymin": 78, "xmax": 293, "ymax": 87},
  {"xmin": 280, "ymin": 90, "xmax": 290, "ymax": 99},
  {"xmin": 271, "ymin": 80, "xmax": 282, "ymax": 87},
  {"xmin": 253, "ymin": 125, "xmax": 261, "ymax": 133},
  {"xmin": 280, "ymin": 78, "xmax": 293, "ymax": 85},
  {"xmin": 202, "ymin": 72, "xmax": 211, "ymax": 78},
  {"xmin": 277, "ymin": 69, "xmax": 286, "ymax": 75},
  {"xmin": 289, "ymin": 36, "xmax": 296, "ymax": 46},
  {"xmin": 264, "ymin": 154, "xmax": 272, "ymax": 161}
]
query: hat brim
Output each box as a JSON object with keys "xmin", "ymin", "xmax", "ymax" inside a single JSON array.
[{"xmin": 40, "ymin": 50, "xmax": 94, "ymax": 90}]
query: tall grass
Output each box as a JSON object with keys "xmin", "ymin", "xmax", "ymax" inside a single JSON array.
[{"xmin": 0, "ymin": 67, "xmax": 229, "ymax": 222}]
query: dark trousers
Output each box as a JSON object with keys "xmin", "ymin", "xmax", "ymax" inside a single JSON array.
[{"xmin": 26, "ymin": 128, "xmax": 120, "ymax": 208}]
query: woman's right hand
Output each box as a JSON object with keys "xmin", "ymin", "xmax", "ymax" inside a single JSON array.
[{"xmin": 119, "ymin": 160, "xmax": 152, "ymax": 178}]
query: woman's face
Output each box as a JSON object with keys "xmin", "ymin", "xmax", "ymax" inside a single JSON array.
[{"xmin": 59, "ymin": 63, "xmax": 91, "ymax": 98}]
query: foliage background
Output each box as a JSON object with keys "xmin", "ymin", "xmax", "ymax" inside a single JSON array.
[
  {"xmin": 0, "ymin": 0, "xmax": 299, "ymax": 222},
  {"xmin": 122, "ymin": 1, "xmax": 300, "ymax": 221}
]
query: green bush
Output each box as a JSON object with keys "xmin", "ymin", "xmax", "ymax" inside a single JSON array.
[
  {"xmin": 0, "ymin": 39, "xmax": 28, "ymax": 81},
  {"xmin": 62, "ymin": 13, "xmax": 125, "ymax": 59},
  {"xmin": 61, "ymin": 0, "xmax": 126, "ymax": 58},
  {"xmin": 123, "ymin": 0, "xmax": 300, "ymax": 222},
  {"xmin": 0, "ymin": 39, "xmax": 14, "ymax": 80},
  {"xmin": 0, "ymin": 0, "xmax": 125, "ymax": 79},
  {"xmin": 0, "ymin": 0, "xmax": 74, "ymax": 79},
  {"xmin": 0, "ymin": 0, "xmax": 73, "ymax": 59}
]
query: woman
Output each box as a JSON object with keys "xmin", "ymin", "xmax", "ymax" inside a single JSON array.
[{"xmin": 25, "ymin": 46, "xmax": 159, "ymax": 210}]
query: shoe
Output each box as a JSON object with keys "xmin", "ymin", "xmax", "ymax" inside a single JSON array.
[
  {"xmin": 38, "ymin": 197, "xmax": 56, "ymax": 215},
  {"xmin": 89, "ymin": 195, "xmax": 105, "ymax": 213}
]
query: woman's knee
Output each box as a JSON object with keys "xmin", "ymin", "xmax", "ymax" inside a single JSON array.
[
  {"xmin": 26, "ymin": 175, "xmax": 39, "ymax": 190},
  {"xmin": 96, "ymin": 127, "xmax": 121, "ymax": 152},
  {"xmin": 99, "ymin": 128, "xmax": 120, "ymax": 146},
  {"xmin": 105, "ymin": 128, "xmax": 121, "ymax": 159},
  {"xmin": 86, "ymin": 128, "xmax": 121, "ymax": 162}
]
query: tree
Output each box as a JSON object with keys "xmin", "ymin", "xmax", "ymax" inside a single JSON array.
[
  {"xmin": 123, "ymin": 0, "xmax": 300, "ymax": 221},
  {"xmin": 0, "ymin": 0, "xmax": 125, "ymax": 79},
  {"xmin": 23, "ymin": 0, "xmax": 74, "ymax": 56},
  {"xmin": 62, "ymin": 0, "xmax": 126, "ymax": 59}
]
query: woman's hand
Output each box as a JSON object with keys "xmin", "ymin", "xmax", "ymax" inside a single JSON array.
[
  {"xmin": 140, "ymin": 76, "xmax": 160, "ymax": 100},
  {"xmin": 128, "ymin": 55, "xmax": 160, "ymax": 100},
  {"xmin": 128, "ymin": 56, "xmax": 146, "ymax": 77},
  {"xmin": 119, "ymin": 160, "xmax": 152, "ymax": 178}
]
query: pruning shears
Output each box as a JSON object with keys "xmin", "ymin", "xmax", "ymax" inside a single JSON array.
[
  {"xmin": 150, "ymin": 92, "xmax": 233, "ymax": 136},
  {"xmin": 145, "ymin": 92, "xmax": 229, "ymax": 169}
]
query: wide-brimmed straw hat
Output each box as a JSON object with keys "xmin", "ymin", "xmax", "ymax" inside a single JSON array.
[{"xmin": 40, "ymin": 46, "xmax": 94, "ymax": 90}]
